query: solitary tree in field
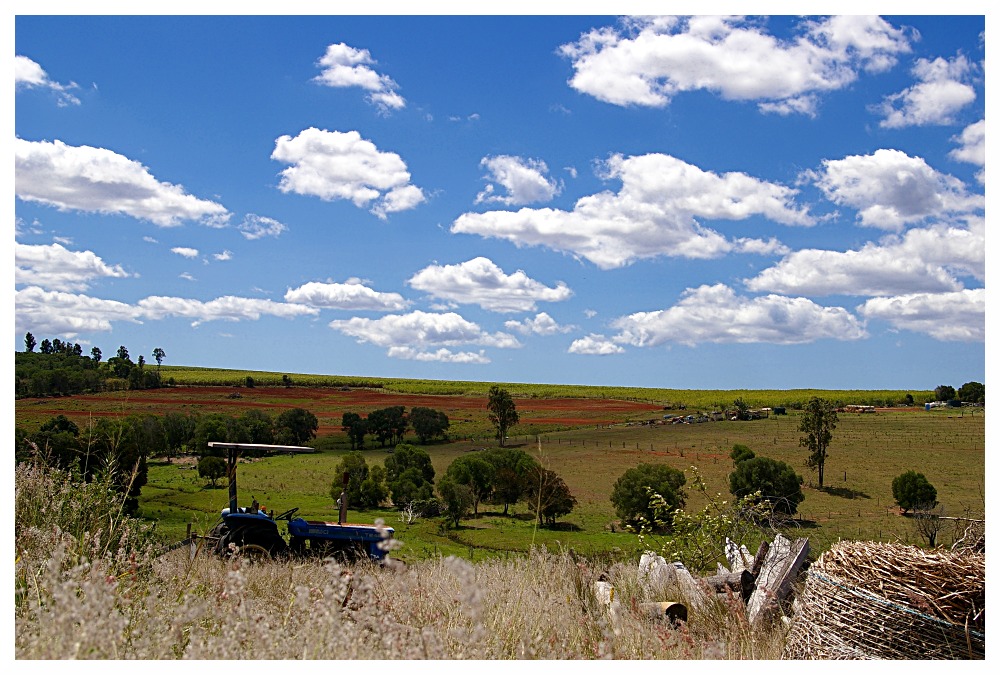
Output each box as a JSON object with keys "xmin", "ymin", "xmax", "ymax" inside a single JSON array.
[
  {"xmin": 892, "ymin": 470, "xmax": 938, "ymax": 515},
  {"xmin": 152, "ymin": 347, "xmax": 166, "ymax": 370},
  {"xmin": 799, "ymin": 396, "xmax": 837, "ymax": 488},
  {"xmin": 198, "ymin": 455, "xmax": 226, "ymax": 487},
  {"xmin": 487, "ymin": 385, "xmax": 519, "ymax": 446}
]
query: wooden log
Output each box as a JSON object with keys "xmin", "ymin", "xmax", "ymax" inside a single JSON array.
[
  {"xmin": 671, "ymin": 561, "xmax": 707, "ymax": 609},
  {"xmin": 725, "ymin": 537, "xmax": 752, "ymax": 574},
  {"xmin": 749, "ymin": 540, "xmax": 770, "ymax": 579},
  {"xmin": 747, "ymin": 535, "xmax": 810, "ymax": 625},
  {"xmin": 702, "ymin": 569, "xmax": 755, "ymax": 601}
]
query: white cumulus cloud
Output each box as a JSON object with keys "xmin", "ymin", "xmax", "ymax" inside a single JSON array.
[
  {"xmin": 476, "ymin": 155, "xmax": 561, "ymax": 206},
  {"xmin": 271, "ymin": 128, "xmax": 425, "ymax": 219},
  {"xmin": 609, "ymin": 284, "xmax": 866, "ymax": 347},
  {"xmin": 857, "ymin": 289, "xmax": 984, "ymax": 341},
  {"xmin": 15, "ymin": 242, "xmax": 131, "ymax": 291},
  {"xmin": 408, "ymin": 257, "xmax": 572, "ymax": 313},
  {"xmin": 238, "ymin": 214, "xmax": 288, "ymax": 240},
  {"xmin": 559, "ymin": 16, "xmax": 911, "ymax": 116},
  {"xmin": 453, "ymin": 152, "xmax": 811, "ymax": 269},
  {"xmin": 877, "ymin": 54, "xmax": 977, "ymax": 128},
  {"xmin": 949, "ymin": 120, "xmax": 985, "ymax": 184},
  {"xmin": 568, "ymin": 334, "xmax": 625, "ymax": 355},
  {"xmin": 15, "ymin": 138, "xmax": 230, "ymax": 227},
  {"xmin": 284, "ymin": 280, "xmax": 410, "ymax": 311},
  {"xmin": 136, "ymin": 295, "xmax": 318, "ymax": 327},
  {"xmin": 505, "ymin": 312, "xmax": 576, "ymax": 336},
  {"xmin": 746, "ymin": 217, "xmax": 984, "ymax": 297},
  {"xmin": 15, "ymin": 55, "xmax": 80, "ymax": 106},
  {"xmin": 15, "ymin": 286, "xmax": 142, "ymax": 337},
  {"xmin": 313, "ymin": 43, "xmax": 405, "ymax": 114},
  {"xmin": 810, "ymin": 149, "xmax": 983, "ymax": 230},
  {"xmin": 329, "ymin": 310, "xmax": 521, "ymax": 362},
  {"xmin": 171, "ymin": 247, "xmax": 199, "ymax": 258}
]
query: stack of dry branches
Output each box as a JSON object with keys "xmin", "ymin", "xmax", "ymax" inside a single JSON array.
[{"xmin": 782, "ymin": 541, "xmax": 985, "ymax": 660}]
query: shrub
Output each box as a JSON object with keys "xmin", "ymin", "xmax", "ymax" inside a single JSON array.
[
  {"xmin": 610, "ymin": 463, "xmax": 686, "ymax": 531},
  {"xmin": 728, "ymin": 456, "xmax": 804, "ymax": 515},
  {"xmin": 892, "ymin": 470, "xmax": 938, "ymax": 515}
]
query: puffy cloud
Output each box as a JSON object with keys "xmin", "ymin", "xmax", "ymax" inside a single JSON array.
[
  {"xmin": 15, "ymin": 242, "xmax": 130, "ymax": 291},
  {"xmin": 559, "ymin": 16, "xmax": 910, "ymax": 116},
  {"xmin": 949, "ymin": 120, "xmax": 985, "ymax": 183},
  {"xmin": 877, "ymin": 55, "xmax": 977, "ymax": 128},
  {"xmin": 171, "ymin": 247, "xmax": 199, "ymax": 258},
  {"xmin": 328, "ymin": 310, "xmax": 521, "ymax": 361},
  {"xmin": 136, "ymin": 295, "xmax": 318, "ymax": 327},
  {"xmin": 15, "ymin": 138, "xmax": 230, "ymax": 227},
  {"xmin": 271, "ymin": 128, "xmax": 425, "ymax": 219},
  {"xmin": 568, "ymin": 334, "xmax": 625, "ymax": 355},
  {"xmin": 386, "ymin": 346, "xmax": 490, "ymax": 364},
  {"xmin": 313, "ymin": 43, "xmax": 405, "ymax": 114},
  {"xmin": 857, "ymin": 289, "xmax": 984, "ymax": 341},
  {"xmin": 505, "ymin": 312, "xmax": 576, "ymax": 336},
  {"xmin": 238, "ymin": 214, "xmax": 287, "ymax": 240},
  {"xmin": 746, "ymin": 218, "xmax": 984, "ymax": 296},
  {"xmin": 453, "ymin": 152, "xmax": 811, "ymax": 269},
  {"xmin": 213, "ymin": 250, "xmax": 233, "ymax": 261},
  {"xmin": 476, "ymin": 155, "xmax": 561, "ymax": 206},
  {"xmin": 284, "ymin": 280, "xmax": 409, "ymax": 311},
  {"xmin": 609, "ymin": 284, "xmax": 866, "ymax": 347},
  {"xmin": 408, "ymin": 257, "xmax": 572, "ymax": 313},
  {"xmin": 811, "ymin": 149, "xmax": 983, "ymax": 230},
  {"xmin": 15, "ymin": 286, "xmax": 141, "ymax": 337},
  {"xmin": 15, "ymin": 55, "xmax": 80, "ymax": 106}
]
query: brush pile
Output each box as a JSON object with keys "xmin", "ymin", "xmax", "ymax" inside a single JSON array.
[{"xmin": 782, "ymin": 540, "xmax": 985, "ymax": 659}]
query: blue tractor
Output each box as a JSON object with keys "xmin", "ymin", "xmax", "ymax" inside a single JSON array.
[{"xmin": 202, "ymin": 442, "xmax": 393, "ymax": 562}]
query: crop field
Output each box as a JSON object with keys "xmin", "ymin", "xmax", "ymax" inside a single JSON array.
[{"xmin": 15, "ymin": 372, "xmax": 982, "ymax": 565}]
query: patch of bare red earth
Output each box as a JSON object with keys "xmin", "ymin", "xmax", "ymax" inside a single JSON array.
[{"xmin": 24, "ymin": 386, "xmax": 664, "ymax": 434}]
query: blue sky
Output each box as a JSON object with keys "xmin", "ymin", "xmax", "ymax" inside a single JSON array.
[{"xmin": 11, "ymin": 8, "xmax": 988, "ymax": 390}]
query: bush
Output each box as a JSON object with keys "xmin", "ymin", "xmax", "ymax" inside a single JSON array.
[
  {"xmin": 892, "ymin": 470, "xmax": 938, "ymax": 515},
  {"xmin": 197, "ymin": 456, "xmax": 226, "ymax": 487},
  {"xmin": 728, "ymin": 456, "xmax": 804, "ymax": 515},
  {"xmin": 610, "ymin": 463, "xmax": 686, "ymax": 531}
]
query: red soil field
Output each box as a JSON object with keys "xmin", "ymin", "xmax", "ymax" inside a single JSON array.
[{"xmin": 15, "ymin": 385, "xmax": 665, "ymax": 434}]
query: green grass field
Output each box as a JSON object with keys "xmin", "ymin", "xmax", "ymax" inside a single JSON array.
[{"xmin": 136, "ymin": 401, "xmax": 984, "ymax": 565}]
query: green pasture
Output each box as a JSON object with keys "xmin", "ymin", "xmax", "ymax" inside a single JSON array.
[{"xmin": 139, "ymin": 406, "xmax": 984, "ymax": 564}]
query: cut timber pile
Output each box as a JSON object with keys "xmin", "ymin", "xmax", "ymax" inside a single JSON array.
[{"xmin": 782, "ymin": 541, "xmax": 985, "ymax": 660}]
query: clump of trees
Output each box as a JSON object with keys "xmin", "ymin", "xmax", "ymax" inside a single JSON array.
[
  {"xmin": 934, "ymin": 382, "xmax": 985, "ymax": 405},
  {"xmin": 340, "ymin": 406, "xmax": 450, "ymax": 450},
  {"xmin": 610, "ymin": 463, "xmax": 687, "ymax": 531},
  {"xmin": 727, "ymin": 445, "xmax": 804, "ymax": 515},
  {"xmin": 17, "ymin": 333, "xmax": 170, "ymax": 397}
]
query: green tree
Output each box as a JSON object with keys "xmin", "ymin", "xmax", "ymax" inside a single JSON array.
[
  {"xmin": 728, "ymin": 456, "xmax": 805, "ymax": 515},
  {"xmin": 958, "ymin": 381, "xmax": 985, "ymax": 404},
  {"xmin": 892, "ymin": 470, "xmax": 938, "ymax": 515},
  {"xmin": 152, "ymin": 347, "xmax": 166, "ymax": 373},
  {"xmin": 481, "ymin": 447, "xmax": 539, "ymax": 515},
  {"xmin": 239, "ymin": 409, "xmax": 275, "ymax": 445},
  {"xmin": 610, "ymin": 463, "xmax": 686, "ymax": 531},
  {"xmin": 359, "ymin": 465, "xmax": 389, "ymax": 509},
  {"xmin": 934, "ymin": 384, "xmax": 957, "ymax": 402},
  {"xmin": 198, "ymin": 455, "xmax": 227, "ymax": 487},
  {"xmin": 409, "ymin": 407, "xmax": 450, "ymax": 443},
  {"xmin": 729, "ymin": 444, "xmax": 756, "ymax": 465},
  {"xmin": 162, "ymin": 412, "xmax": 196, "ymax": 457},
  {"xmin": 732, "ymin": 397, "xmax": 751, "ymax": 421},
  {"xmin": 524, "ymin": 465, "xmax": 576, "ymax": 526},
  {"xmin": 799, "ymin": 396, "xmax": 837, "ymax": 488},
  {"xmin": 333, "ymin": 452, "xmax": 380, "ymax": 508},
  {"xmin": 274, "ymin": 407, "xmax": 318, "ymax": 446},
  {"xmin": 487, "ymin": 385, "xmax": 519, "ymax": 446},
  {"xmin": 39, "ymin": 339, "xmax": 52, "ymax": 354},
  {"xmin": 445, "ymin": 454, "xmax": 495, "ymax": 516},
  {"xmin": 342, "ymin": 412, "xmax": 368, "ymax": 450},
  {"xmin": 384, "ymin": 444, "xmax": 435, "ymax": 506},
  {"xmin": 437, "ymin": 476, "xmax": 474, "ymax": 527},
  {"xmin": 194, "ymin": 414, "xmax": 231, "ymax": 455},
  {"xmin": 24, "ymin": 332, "xmax": 36, "ymax": 353}
]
